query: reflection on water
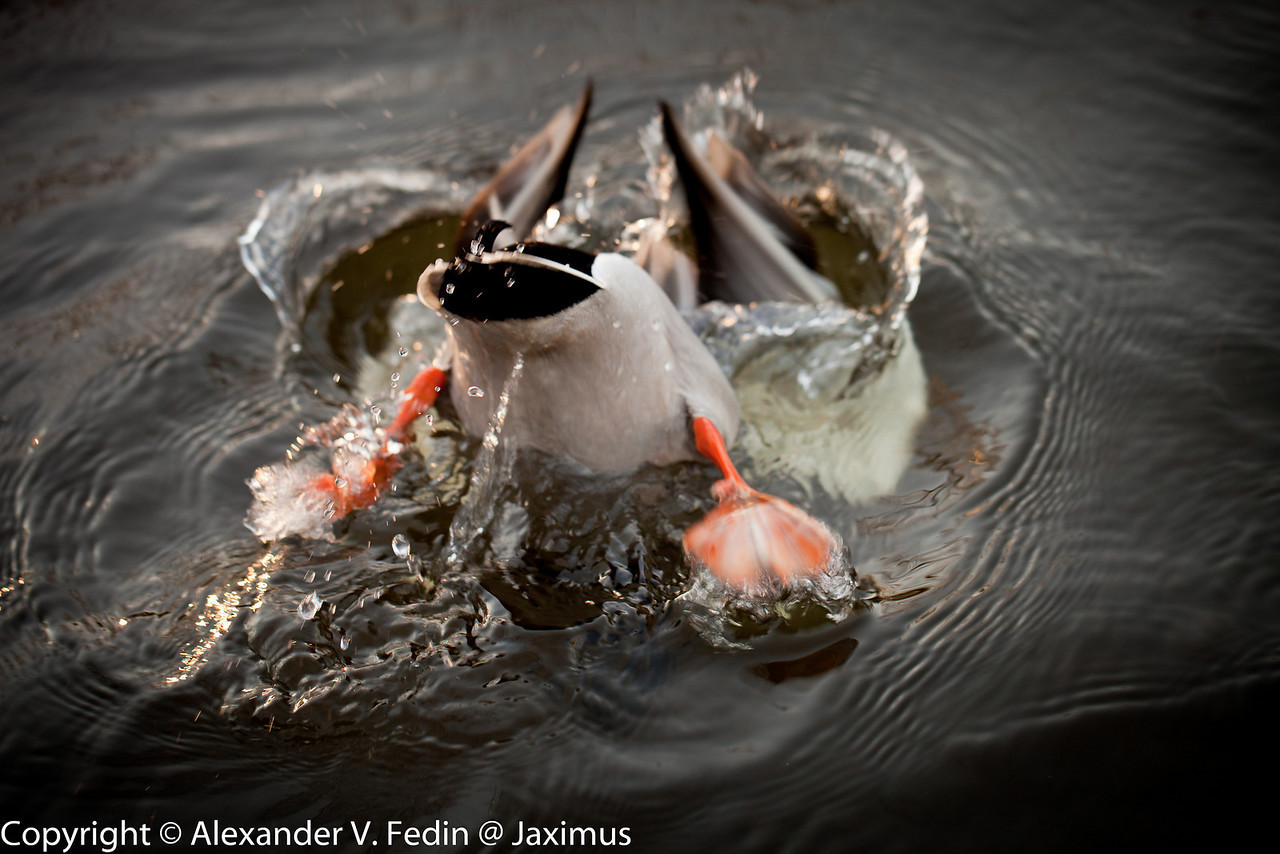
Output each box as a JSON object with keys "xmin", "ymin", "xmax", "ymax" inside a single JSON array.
[
  {"xmin": 166, "ymin": 553, "xmax": 274, "ymax": 684},
  {"xmin": 1, "ymin": 2, "xmax": 1277, "ymax": 850}
]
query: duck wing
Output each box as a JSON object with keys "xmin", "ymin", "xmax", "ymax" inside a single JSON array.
[
  {"xmin": 456, "ymin": 82, "xmax": 593, "ymax": 255},
  {"xmin": 660, "ymin": 101, "xmax": 835, "ymax": 305}
]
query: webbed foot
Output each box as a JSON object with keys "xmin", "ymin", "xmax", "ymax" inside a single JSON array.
[{"xmin": 684, "ymin": 416, "xmax": 838, "ymax": 592}]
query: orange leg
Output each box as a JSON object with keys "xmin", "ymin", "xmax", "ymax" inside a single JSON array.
[
  {"xmin": 692, "ymin": 415, "xmax": 752, "ymax": 499},
  {"xmin": 307, "ymin": 366, "xmax": 448, "ymax": 518},
  {"xmin": 386, "ymin": 366, "xmax": 448, "ymax": 444},
  {"xmin": 684, "ymin": 416, "xmax": 838, "ymax": 591}
]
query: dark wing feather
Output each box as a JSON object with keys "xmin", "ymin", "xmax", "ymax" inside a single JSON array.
[
  {"xmin": 456, "ymin": 83, "xmax": 593, "ymax": 256},
  {"xmin": 660, "ymin": 102, "xmax": 834, "ymax": 305}
]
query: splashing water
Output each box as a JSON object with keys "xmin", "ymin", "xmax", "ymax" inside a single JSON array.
[
  {"xmin": 678, "ymin": 549, "xmax": 874, "ymax": 649},
  {"xmin": 244, "ymin": 401, "xmax": 393, "ymax": 542},
  {"xmin": 237, "ymin": 71, "xmax": 928, "ymax": 645},
  {"xmin": 237, "ymin": 168, "xmax": 464, "ymax": 350},
  {"xmin": 244, "ymin": 460, "xmax": 339, "ymax": 542},
  {"xmin": 444, "ymin": 353, "xmax": 526, "ymax": 567},
  {"xmin": 692, "ymin": 301, "xmax": 927, "ymax": 505},
  {"xmin": 297, "ymin": 590, "xmax": 322, "ymax": 620}
]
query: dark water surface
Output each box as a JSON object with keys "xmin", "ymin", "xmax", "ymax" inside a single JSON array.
[{"xmin": 2, "ymin": 1, "xmax": 1278, "ymax": 851}]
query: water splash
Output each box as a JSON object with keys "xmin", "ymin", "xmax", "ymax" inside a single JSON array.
[
  {"xmin": 687, "ymin": 301, "xmax": 927, "ymax": 505},
  {"xmin": 444, "ymin": 353, "xmax": 526, "ymax": 567},
  {"xmin": 235, "ymin": 72, "xmax": 931, "ymax": 649},
  {"xmin": 639, "ymin": 68, "xmax": 765, "ymax": 210},
  {"xmin": 632, "ymin": 68, "xmax": 926, "ymax": 341},
  {"xmin": 297, "ymin": 590, "xmax": 322, "ymax": 620},
  {"xmin": 677, "ymin": 550, "xmax": 876, "ymax": 650},
  {"xmin": 243, "ymin": 460, "xmax": 339, "ymax": 542},
  {"xmin": 244, "ymin": 401, "xmax": 392, "ymax": 542},
  {"xmin": 237, "ymin": 167, "xmax": 465, "ymax": 348}
]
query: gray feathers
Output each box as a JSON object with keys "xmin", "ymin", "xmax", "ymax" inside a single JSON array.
[{"xmin": 421, "ymin": 251, "xmax": 739, "ymax": 473}]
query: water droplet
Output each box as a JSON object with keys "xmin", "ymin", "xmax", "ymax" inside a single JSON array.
[
  {"xmin": 333, "ymin": 373, "xmax": 341, "ymax": 383},
  {"xmin": 390, "ymin": 372, "xmax": 401, "ymax": 384},
  {"xmin": 339, "ymin": 636, "xmax": 350, "ymax": 650},
  {"xmin": 444, "ymin": 282, "xmax": 455, "ymax": 294},
  {"xmin": 298, "ymin": 591, "xmax": 321, "ymax": 620},
  {"xmin": 392, "ymin": 534, "xmax": 411, "ymax": 559},
  {"xmin": 333, "ymin": 476, "xmax": 346, "ymax": 488},
  {"xmin": 467, "ymin": 386, "xmax": 485, "ymax": 398},
  {"xmin": 398, "ymin": 347, "xmax": 408, "ymax": 357}
]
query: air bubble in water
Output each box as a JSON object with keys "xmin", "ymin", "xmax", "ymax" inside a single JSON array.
[
  {"xmin": 392, "ymin": 533, "xmax": 411, "ymax": 559},
  {"xmin": 467, "ymin": 386, "xmax": 485, "ymax": 398}
]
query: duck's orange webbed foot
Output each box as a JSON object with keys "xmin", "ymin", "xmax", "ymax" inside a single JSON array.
[
  {"xmin": 386, "ymin": 366, "xmax": 448, "ymax": 445},
  {"xmin": 304, "ymin": 365, "xmax": 448, "ymax": 520},
  {"xmin": 683, "ymin": 416, "xmax": 838, "ymax": 592},
  {"xmin": 305, "ymin": 453, "xmax": 402, "ymax": 518}
]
